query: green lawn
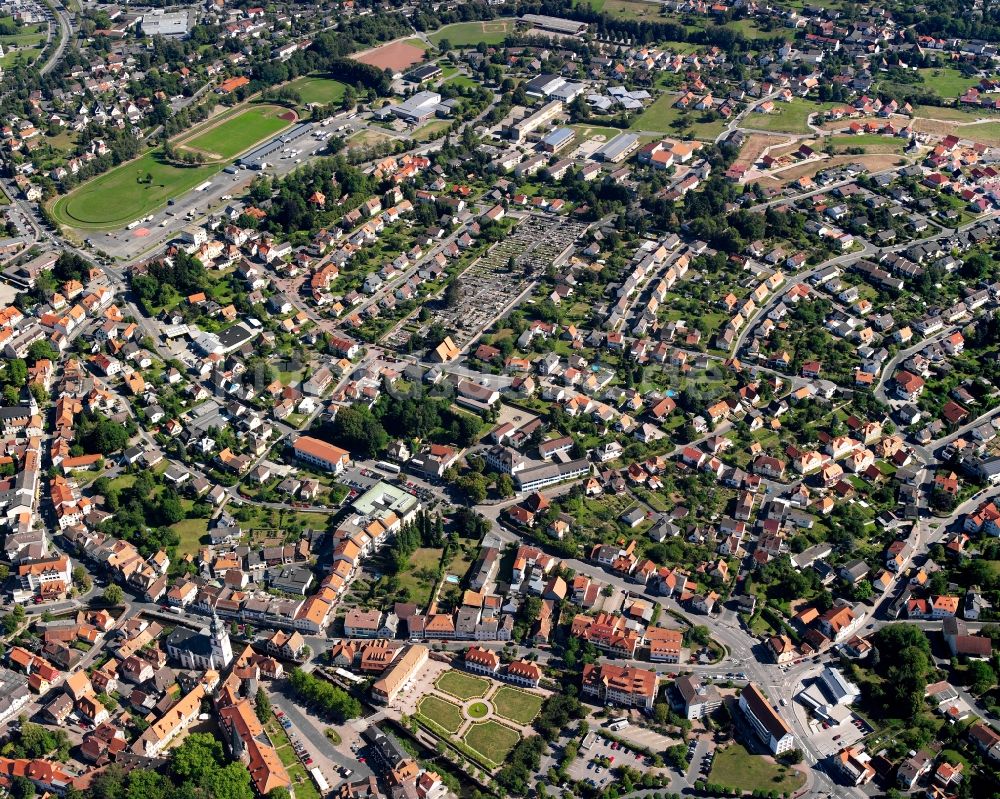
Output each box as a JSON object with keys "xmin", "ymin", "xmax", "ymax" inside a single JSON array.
[
  {"xmin": 916, "ymin": 67, "xmax": 981, "ymax": 98},
  {"xmin": 287, "ymin": 75, "xmax": 348, "ymax": 106},
  {"xmin": 492, "ymin": 687, "xmax": 543, "ymax": 724},
  {"xmin": 750, "ymin": 98, "xmax": 835, "ymax": 134},
  {"xmin": 436, "ymin": 670, "xmax": 490, "ymax": 700},
  {"xmin": 461, "ymin": 721, "xmax": 521, "ymax": 766},
  {"xmin": 629, "ymin": 93, "xmax": 726, "ymax": 139},
  {"xmin": 171, "ymin": 517, "xmax": 210, "ymax": 557},
  {"xmin": 52, "ymin": 150, "xmax": 219, "ymax": 229},
  {"xmin": 417, "ymin": 695, "xmax": 464, "ymax": 733},
  {"xmin": 709, "ymin": 743, "xmax": 806, "ymax": 795},
  {"xmin": 467, "ymin": 701, "xmax": 489, "ymax": 719},
  {"xmin": 427, "ymin": 19, "xmax": 515, "ymax": 47},
  {"xmin": 182, "ymin": 105, "xmax": 292, "ymax": 159}
]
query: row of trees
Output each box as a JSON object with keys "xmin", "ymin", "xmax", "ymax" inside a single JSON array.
[{"xmin": 286, "ymin": 667, "xmax": 362, "ymax": 722}]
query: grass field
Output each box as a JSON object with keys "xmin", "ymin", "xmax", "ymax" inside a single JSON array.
[
  {"xmin": 417, "ymin": 695, "xmax": 464, "ymax": 733},
  {"xmin": 171, "ymin": 517, "xmax": 210, "ymax": 557},
  {"xmin": 492, "ymin": 687, "xmax": 543, "ymax": 724},
  {"xmin": 288, "ymin": 75, "xmax": 348, "ymax": 106},
  {"xmin": 750, "ymin": 98, "xmax": 834, "ymax": 134},
  {"xmin": 912, "ymin": 104, "xmax": 988, "ymax": 122},
  {"xmin": 709, "ymin": 743, "xmax": 806, "ymax": 795},
  {"xmin": 427, "ymin": 20, "xmax": 515, "ymax": 47},
  {"xmin": 394, "ymin": 546, "xmax": 442, "ymax": 607},
  {"xmin": 467, "ymin": 702, "xmax": 489, "ymax": 719},
  {"xmin": 956, "ymin": 121, "xmax": 1000, "ymax": 146},
  {"xmin": 571, "ymin": 124, "xmax": 625, "ymax": 142},
  {"xmin": 827, "ymin": 134, "xmax": 906, "ymax": 154},
  {"xmin": 436, "ymin": 670, "xmax": 490, "ymax": 700},
  {"xmin": 462, "ymin": 721, "xmax": 521, "ymax": 766},
  {"xmin": 413, "ymin": 120, "xmax": 451, "ymax": 141},
  {"xmin": 586, "ymin": 0, "xmax": 663, "ymax": 20},
  {"xmin": 181, "ymin": 105, "xmax": 292, "ymax": 160},
  {"xmin": 916, "ymin": 67, "xmax": 981, "ymax": 98},
  {"xmin": 52, "ymin": 150, "xmax": 219, "ymax": 229},
  {"xmin": 630, "ymin": 93, "xmax": 726, "ymax": 139}
]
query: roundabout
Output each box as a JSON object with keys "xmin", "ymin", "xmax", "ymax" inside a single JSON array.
[{"xmin": 465, "ymin": 700, "xmax": 491, "ymax": 720}]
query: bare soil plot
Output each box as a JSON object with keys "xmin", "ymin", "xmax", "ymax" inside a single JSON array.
[
  {"xmin": 353, "ymin": 40, "xmax": 426, "ymax": 72},
  {"xmin": 732, "ymin": 133, "xmax": 792, "ymax": 169}
]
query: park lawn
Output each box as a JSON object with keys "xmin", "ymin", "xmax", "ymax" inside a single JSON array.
[
  {"xmin": 183, "ymin": 105, "xmax": 292, "ymax": 160},
  {"xmin": 629, "ymin": 93, "xmax": 726, "ymax": 139},
  {"xmin": 709, "ymin": 743, "xmax": 806, "ymax": 795},
  {"xmin": 395, "ymin": 546, "xmax": 442, "ymax": 606},
  {"xmin": 287, "ymin": 75, "xmax": 348, "ymax": 106},
  {"xmin": 751, "ymin": 98, "xmax": 835, "ymax": 134},
  {"xmin": 957, "ymin": 121, "xmax": 1000, "ymax": 146},
  {"xmin": 171, "ymin": 517, "xmax": 210, "ymax": 557},
  {"xmin": 917, "ymin": 67, "xmax": 981, "ymax": 98},
  {"xmin": 436, "ymin": 670, "xmax": 490, "ymax": 700},
  {"xmin": 417, "ymin": 695, "xmax": 464, "ymax": 733},
  {"xmin": 461, "ymin": 721, "xmax": 521, "ymax": 766},
  {"xmin": 492, "ymin": 687, "xmax": 543, "ymax": 724},
  {"xmin": 52, "ymin": 150, "xmax": 219, "ymax": 229},
  {"xmin": 427, "ymin": 19, "xmax": 515, "ymax": 47}
]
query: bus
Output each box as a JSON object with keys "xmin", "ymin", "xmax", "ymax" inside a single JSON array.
[
  {"xmin": 309, "ymin": 768, "xmax": 329, "ymax": 794},
  {"xmin": 374, "ymin": 461, "xmax": 401, "ymax": 476}
]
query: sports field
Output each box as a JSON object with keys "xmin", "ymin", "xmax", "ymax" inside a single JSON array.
[
  {"xmin": 428, "ymin": 20, "xmax": 515, "ymax": 47},
  {"xmin": 51, "ymin": 151, "xmax": 218, "ymax": 229},
  {"xmin": 180, "ymin": 105, "xmax": 293, "ymax": 160},
  {"xmin": 287, "ymin": 75, "xmax": 348, "ymax": 106},
  {"xmin": 353, "ymin": 40, "xmax": 426, "ymax": 72}
]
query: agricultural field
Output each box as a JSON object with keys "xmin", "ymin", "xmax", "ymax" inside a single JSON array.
[
  {"xmin": 436, "ymin": 671, "xmax": 490, "ymax": 700},
  {"xmin": 180, "ymin": 105, "xmax": 294, "ymax": 160},
  {"xmin": 51, "ymin": 150, "xmax": 219, "ymax": 229},
  {"xmin": 287, "ymin": 75, "xmax": 348, "ymax": 106},
  {"xmin": 587, "ymin": 0, "xmax": 664, "ymax": 20},
  {"xmin": 462, "ymin": 721, "xmax": 521, "ymax": 766},
  {"xmin": 492, "ymin": 687, "xmax": 543, "ymax": 724},
  {"xmin": 629, "ymin": 93, "xmax": 727, "ymax": 139},
  {"xmin": 427, "ymin": 19, "xmax": 515, "ymax": 47}
]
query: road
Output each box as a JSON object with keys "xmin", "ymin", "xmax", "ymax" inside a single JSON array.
[
  {"xmin": 39, "ymin": 0, "xmax": 71, "ymax": 76},
  {"xmin": 872, "ymin": 325, "xmax": 959, "ymax": 403}
]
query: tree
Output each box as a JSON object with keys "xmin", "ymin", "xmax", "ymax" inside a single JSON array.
[
  {"xmin": 200, "ymin": 763, "xmax": 253, "ymax": 799},
  {"xmin": 10, "ymin": 776, "xmax": 34, "ymax": 799},
  {"xmin": 103, "ymin": 584, "xmax": 124, "ymax": 605},
  {"xmin": 255, "ymin": 687, "xmax": 272, "ymax": 722},
  {"xmin": 170, "ymin": 733, "xmax": 224, "ymax": 783}
]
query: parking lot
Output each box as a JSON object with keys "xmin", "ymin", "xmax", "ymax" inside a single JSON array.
[
  {"xmin": 568, "ymin": 731, "xmax": 653, "ymax": 791},
  {"xmin": 806, "ymin": 711, "xmax": 870, "ymax": 757}
]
